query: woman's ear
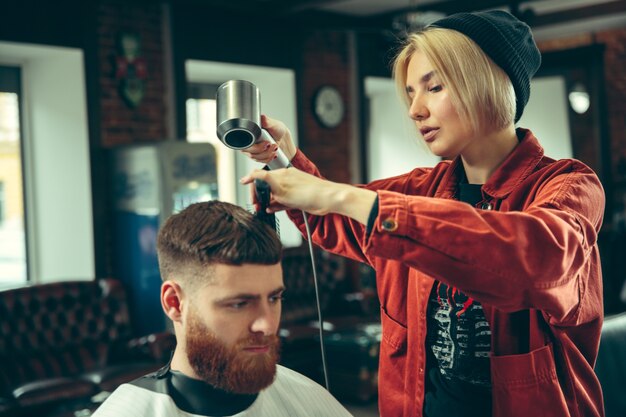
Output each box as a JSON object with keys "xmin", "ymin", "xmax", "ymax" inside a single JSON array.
[{"xmin": 161, "ymin": 280, "xmax": 184, "ymax": 323}]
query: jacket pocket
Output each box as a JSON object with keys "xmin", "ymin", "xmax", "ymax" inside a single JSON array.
[
  {"xmin": 381, "ymin": 307, "xmax": 407, "ymax": 353},
  {"xmin": 379, "ymin": 307, "xmax": 408, "ymax": 417},
  {"xmin": 491, "ymin": 343, "xmax": 570, "ymax": 417}
]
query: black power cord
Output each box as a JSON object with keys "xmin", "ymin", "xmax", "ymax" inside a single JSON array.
[{"xmin": 254, "ymin": 179, "xmax": 330, "ymax": 391}]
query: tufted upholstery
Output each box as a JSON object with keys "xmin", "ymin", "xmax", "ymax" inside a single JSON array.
[
  {"xmin": 0, "ymin": 279, "xmax": 175, "ymax": 417},
  {"xmin": 278, "ymin": 246, "xmax": 381, "ymax": 402},
  {"xmin": 277, "ymin": 247, "xmax": 340, "ymax": 379},
  {"xmin": 280, "ymin": 247, "xmax": 344, "ymax": 325}
]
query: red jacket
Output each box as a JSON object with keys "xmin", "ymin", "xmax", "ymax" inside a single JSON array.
[{"xmin": 287, "ymin": 129, "xmax": 605, "ymax": 417}]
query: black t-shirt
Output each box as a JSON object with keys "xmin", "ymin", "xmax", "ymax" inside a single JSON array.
[{"xmin": 424, "ymin": 182, "xmax": 493, "ymax": 417}]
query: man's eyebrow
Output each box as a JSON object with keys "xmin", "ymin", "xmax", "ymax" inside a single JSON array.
[
  {"xmin": 269, "ymin": 286, "xmax": 286, "ymax": 297},
  {"xmin": 215, "ymin": 286, "xmax": 286, "ymax": 303}
]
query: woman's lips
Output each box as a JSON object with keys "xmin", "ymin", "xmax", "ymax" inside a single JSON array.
[{"xmin": 421, "ymin": 127, "xmax": 439, "ymax": 142}]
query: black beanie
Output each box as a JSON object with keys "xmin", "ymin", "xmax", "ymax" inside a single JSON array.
[{"xmin": 431, "ymin": 10, "xmax": 541, "ymax": 122}]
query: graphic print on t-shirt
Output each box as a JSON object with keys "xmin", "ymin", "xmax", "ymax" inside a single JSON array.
[{"xmin": 427, "ymin": 281, "xmax": 491, "ymax": 386}]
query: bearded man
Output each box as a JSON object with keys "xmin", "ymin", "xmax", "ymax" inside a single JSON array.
[{"xmin": 92, "ymin": 201, "xmax": 352, "ymax": 417}]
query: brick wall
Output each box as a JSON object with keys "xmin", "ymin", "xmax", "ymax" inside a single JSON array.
[
  {"xmin": 298, "ymin": 30, "xmax": 352, "ymax": 184},
  {"xmin": 298, "ymin": 29, "xmax": 366, "ymax": 288},
  {"xmin": 97, "ymin": 1, "xmax": 167, "ymax": 147}
]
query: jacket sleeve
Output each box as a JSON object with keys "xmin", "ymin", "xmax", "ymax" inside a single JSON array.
[
  {"xmin": 365, "ymin": 164, "xmax": 604, "ymax": 323},
  {"xmin": 286, "ymin": 149, "xmax": 435, "ymax": 265},
  {"xmin": 286, "ymin": 150, "xmax": 372, "ymax": 265}
]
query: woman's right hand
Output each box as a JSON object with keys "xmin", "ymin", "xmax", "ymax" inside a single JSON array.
[{"xmin": 242, "ymin": 115, "xmax": 297, "ymax": 165}]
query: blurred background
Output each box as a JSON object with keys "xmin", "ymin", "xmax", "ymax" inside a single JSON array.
[{"xmin": 1, "ymin": 0, "xmax": 626, "ymax": 416}]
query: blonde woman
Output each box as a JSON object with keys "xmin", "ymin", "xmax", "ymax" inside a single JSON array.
[{"xmin": 242, "ymin": 10, "xmax": 605, "ymax": 417}]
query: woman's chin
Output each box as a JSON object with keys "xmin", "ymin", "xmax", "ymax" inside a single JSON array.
[{"xmin": 427, "ymin": 144, "xmax": 447, "ymax": 159}]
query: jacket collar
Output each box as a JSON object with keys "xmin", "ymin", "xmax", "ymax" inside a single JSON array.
[{"xmin": 436, "ymin": 128, "xmax": 544, "ymax": 200}]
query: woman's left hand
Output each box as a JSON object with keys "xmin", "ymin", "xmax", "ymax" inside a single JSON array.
[{"xmin": 240, "ymin": 168, "xmax": 377, "ymax": 224}]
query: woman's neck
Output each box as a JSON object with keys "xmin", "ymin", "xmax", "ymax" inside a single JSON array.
[{"xmin": 461, "ymin": 124, "xmax": 518, "ymax": 184}]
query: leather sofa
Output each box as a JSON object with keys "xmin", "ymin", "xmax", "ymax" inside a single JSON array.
[
  {"xmin": 279, "ymin": 246, "xmax": 381, "ymax": 403},
  {"xmin": 0, "ymin": 279, "xmax": 175, "ymax": 417},
  {"xmin": 595, "ymin": 312, "xmax": 626, "ymax": 417}
]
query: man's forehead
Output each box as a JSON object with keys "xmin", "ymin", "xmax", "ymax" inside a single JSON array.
[{"xmin": 206, "ymin": 263, "xmax": 284, "ymax": 292}]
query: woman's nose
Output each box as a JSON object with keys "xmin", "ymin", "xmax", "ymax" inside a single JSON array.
[{"xmin": 409, "ymin": 96, "xmax": 428, "ymax": 121}]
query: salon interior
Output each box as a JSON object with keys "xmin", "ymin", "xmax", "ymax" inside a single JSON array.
[{"xmin": 1, "ymin": 0, "xmax": 626, "ymax": 416}]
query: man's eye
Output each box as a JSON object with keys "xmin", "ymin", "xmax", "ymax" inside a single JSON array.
[
  {"xmin": 229, "ymin": 301, "xmax": 248, "ymax": 309},
  {"xmin": 269, "ymin": 295, "xmax": 284, "ymax": 304}
]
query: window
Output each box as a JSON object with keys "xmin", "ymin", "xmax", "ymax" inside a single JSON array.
[
  {"xmin": 0, "ymin": 66, "xmax": 27, "ymax": 284},
  {"xmin": 186, "ymin": 83, "xmax": 237, "ymax": 204},
  {"xmin": 1, "ymin": 42, "xmax": 94, "ymax": 284},
  {"xmin": 0, "ymin": 182, "xmax": 5, "ymax": 224}
]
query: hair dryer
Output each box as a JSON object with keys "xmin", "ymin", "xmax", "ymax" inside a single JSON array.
[{"xmin": 215, "ymin": 80, "xmax": 291, "ymax": 170}]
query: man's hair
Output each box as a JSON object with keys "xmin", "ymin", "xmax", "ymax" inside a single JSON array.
[
  {"xmin": 156, "ymin": 200, "xmax": 282, "ymax": 285},
  {"xmin": 392, "ymin": 28, "xmax": 516, "ymax": 134}
]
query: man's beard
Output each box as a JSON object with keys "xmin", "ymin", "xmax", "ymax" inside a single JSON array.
[{"xmin": 185, "ymin": 310, "xmax": 280, "ymax": 394}]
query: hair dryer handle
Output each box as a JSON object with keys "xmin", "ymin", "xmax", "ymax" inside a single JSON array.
[{"xmin": 260, "ymin": 129, "xmax": 292, "ymax": 170}]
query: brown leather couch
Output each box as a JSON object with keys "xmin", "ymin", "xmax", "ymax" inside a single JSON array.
[
  {"xmin": 0, "ymin": 279, "xmax": 175, "ymax": 417},
  {"xmin": 279, "ymin": 246, "xmax": 381, "ymax": 403}
]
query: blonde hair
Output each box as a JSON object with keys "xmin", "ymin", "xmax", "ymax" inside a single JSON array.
[{"xmin": 392, "ymin": 28, "xmax": 516, "ymax": 133}]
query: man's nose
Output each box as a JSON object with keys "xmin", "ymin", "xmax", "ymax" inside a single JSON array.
[{"xmin": 250, "ymin": 303, "xmax": 279, "ymax": 336}]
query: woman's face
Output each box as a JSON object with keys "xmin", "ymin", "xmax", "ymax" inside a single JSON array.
[{"xmin": 405, "ymin": 50, "xmax": 475, "ymax": 159}]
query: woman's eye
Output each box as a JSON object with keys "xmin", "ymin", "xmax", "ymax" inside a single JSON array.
[{"xmin": 429, "ymin": 85, "xmax": 442, "ymax": 93}]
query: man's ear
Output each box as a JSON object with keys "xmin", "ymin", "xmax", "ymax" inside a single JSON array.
[{"xmin": 161, "ymin": 280, "xmax": 184, "ymax": 323}]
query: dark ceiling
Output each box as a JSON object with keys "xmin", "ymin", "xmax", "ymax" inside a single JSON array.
[{"xmin": 182, "ymin": 0, "xmax": 626, "ymax": 30}]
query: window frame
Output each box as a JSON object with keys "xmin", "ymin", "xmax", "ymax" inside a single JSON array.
[{"xmin": 0, "ymin": 65, "xmax": 29, "ymax": 283}]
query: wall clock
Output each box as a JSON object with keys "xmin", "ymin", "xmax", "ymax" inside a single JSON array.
[{"xmin": 313, "ymin": 85, "xmax": 345, "ymax": 128}]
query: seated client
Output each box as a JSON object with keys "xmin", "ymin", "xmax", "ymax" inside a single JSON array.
[{"xmin": 92, "ymin": 200, "xmax": 353, "ymax": 417}]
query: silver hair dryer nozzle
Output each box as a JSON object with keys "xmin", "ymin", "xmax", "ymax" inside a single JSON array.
[
  {"xmin": 216, "ymin": 80, "xmax": 262, "ymax": 149},
  {"xmin": 215, "ymin": 80, "xmax": 291, "ymax": 170}
]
